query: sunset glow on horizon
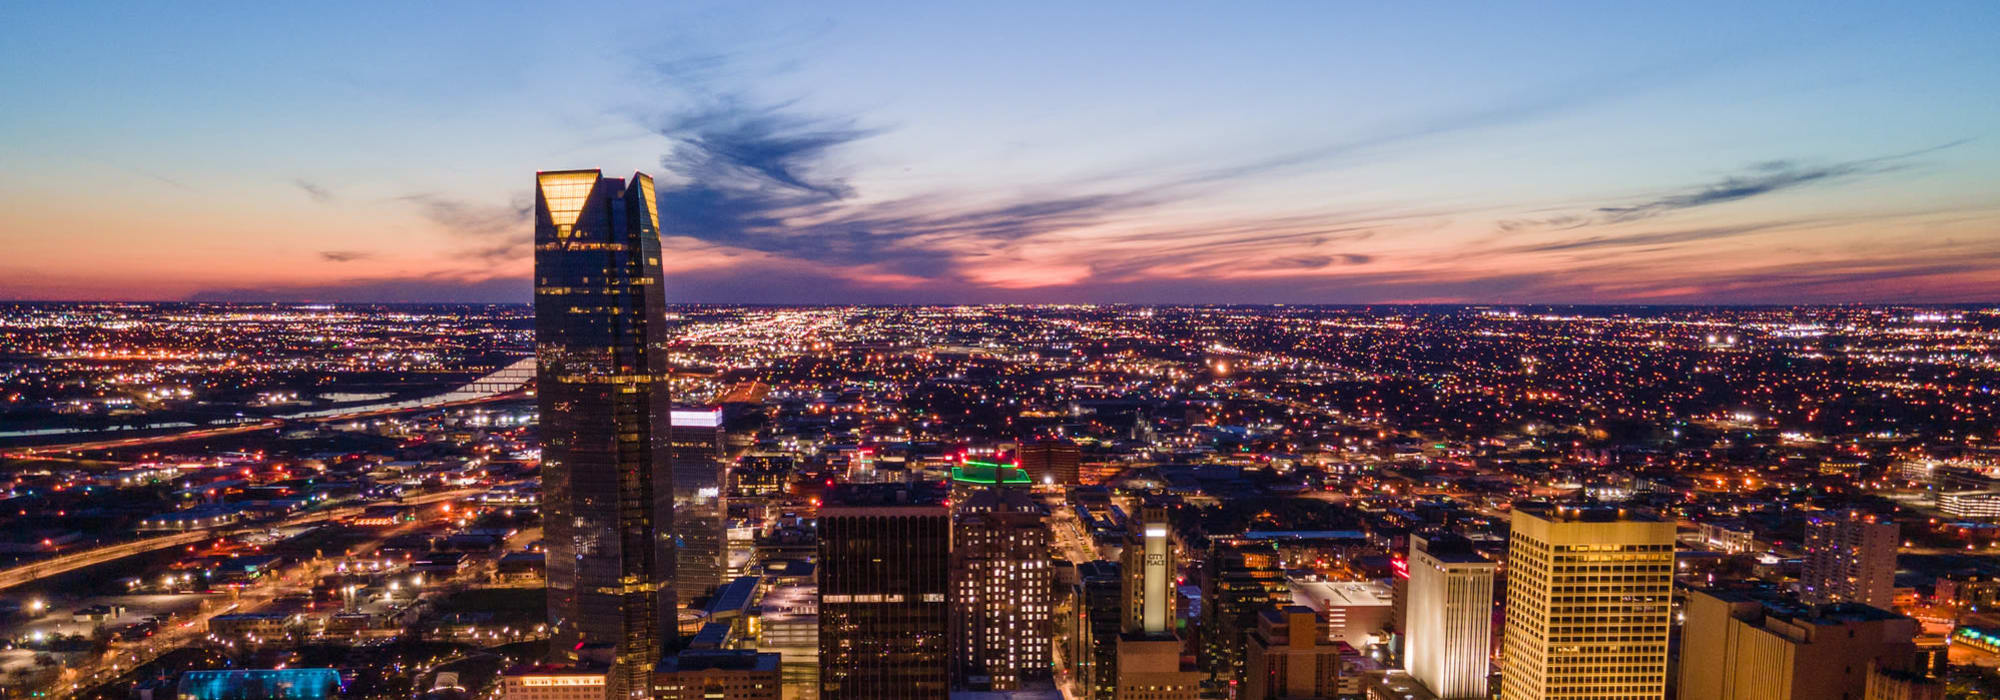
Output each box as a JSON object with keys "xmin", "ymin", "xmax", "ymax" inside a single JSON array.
[{"xmin": 3, "ymin": 2, "xmax": 1997, "ymax": 304}]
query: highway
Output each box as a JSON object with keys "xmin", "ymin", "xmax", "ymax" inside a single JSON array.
[
  {"xmin": 1, "ymin": 390, "xmax": 528, "ymax": 461},
  {"xmin": 0, "ymin": 488, "xmax": 482, "ymax": 591},
  {"xmin": 40, "ymin": 514, "xmax": 466, "ymax": 700},
  {"xmin": 0, "ymin": 420, "xmax": 284, "ymax": 460}
]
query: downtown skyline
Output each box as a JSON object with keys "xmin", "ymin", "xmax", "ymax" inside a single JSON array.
[{"xmin": 3, "ymin": 1, "xmax": 1999, "ymax": 305}]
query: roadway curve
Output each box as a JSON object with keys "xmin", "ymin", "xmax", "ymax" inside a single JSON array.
[
  {"xmin": 1, "ymin": 390, "xmax": 528, "ymax": 460},
  {"xmin": 0, "ymin": 488, "xmax": 481, "ymax": 591}
]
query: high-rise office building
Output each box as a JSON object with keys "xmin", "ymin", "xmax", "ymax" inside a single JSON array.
[
  {"xmin": 1802, "ymin": 511, "xmax": 1899, "ymax": 609},
  {"xmin": 950, "ymin": 487, "xmax": 1053, "ymax": 690},
  {"xmin": 535, "ymin": 169, "xmax": 674, "ymax": 700},
  {"xmin": 1678, "ymin": 586, "xmax": 1923, "ymax": 700},
  {"xmin": 1499, "ymin": 504, "xmax": 1673, "ymax": 700},
  {"xmin": 1242, "ymin": 606, "xmax": 1347, "ymax": 700},
  {"xmin": 1405, "ymin": 534, "xmax": 1495, "ymax": 699},
  {"xmin": 1018, "ymin": 439, "xmax": 1081, "ymax": 485},
  {"xmin": 1122, "ymin": 505, "xmax": 1176, "ymax": 636},
  {"xmin": 1071, "ymin": 560, "xmax": 1123, "ymax": 700},
  {"xmin": 816, "ymin": 483, "xmax": 950, "ymax": 700},
  {"xmin": 670, "ymin": 406, "xmax": 728, "ymax": 607},
  {"xmin": 1115, "ymin": 508, "xmax": 1203, "ymax": 700},
  {"xmin": 1201, "ymin": 539, "xmax": 1291, "ymax": 688}
]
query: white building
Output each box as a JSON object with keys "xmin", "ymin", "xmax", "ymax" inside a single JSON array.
[
  {"xmin": 1405, "ymin": 534, "xmax": 1495, "ymax": 699},
  {"xmin": 1289, "ymin": 579, "xmax": 1394, "ymax": 649}
]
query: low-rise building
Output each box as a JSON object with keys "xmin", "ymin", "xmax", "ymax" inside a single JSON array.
[
  {"xmin": 499, "ymin": 665, "xmax": 607, "ymax": 700},
  {"xmin": 207, "ymin": 613, "xmax": 300, "ymax": 640},
  {"xmin": 654, "ymin": 649, "xmax": 782, "ymax": 700}
]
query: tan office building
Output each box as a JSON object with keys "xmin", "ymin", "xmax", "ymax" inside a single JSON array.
[
  {"xmin": 1114, "ymin": 507, "xmax": 1202, "ymax": 700},
  {"xmin": 1679, "ymin": 586, "xmax": 1922, "ymax": 700},
  {"xmin": 500, "ymin": 666, "xmax": 608, "ymax": 700},
  {"xmin": 1499, "ymin": 504, "xmax": 1673, "ymax": 700},
  {"xmin": 1242, "ymin": 606, "xmax": 1348, "ymax": 700}
]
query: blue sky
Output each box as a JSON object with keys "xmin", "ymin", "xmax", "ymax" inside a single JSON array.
[{"xmin": 2, "ymin": 1, "xmax": 1997, "ymax": 303}]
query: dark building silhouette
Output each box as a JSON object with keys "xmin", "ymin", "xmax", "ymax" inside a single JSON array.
[
  {"xmin": 535, "ymin": 169, "xmax": 675, "ymax": 699},
  {"xmin": 1018, "ymin": 439, "xmax": 1081, "ymax": 485},
  {"xmin": 1072, "ymin": 560, "xmax": 1123, "ymax": 700},
  {"xmin": 1201, "ymin": 539, "xmax": 1291, "ymax": 688},
  {"xmin": 817, "ymin": 482, "xmax": 950, "ymax": 699}
]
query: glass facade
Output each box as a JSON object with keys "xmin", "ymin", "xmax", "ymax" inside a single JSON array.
[
  {"xmin": 817, "ymin": 484, "xmax": 951, "ymax": 700},
  {"xmin": 669, "ymin": 407, "xmax": 727, "ymax": 606},
  {"xmin": 535, "ymin": 169, "xmax": 676, "ymax": 700}
]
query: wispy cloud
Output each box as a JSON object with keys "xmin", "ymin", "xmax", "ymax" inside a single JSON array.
[
  {"xmin": 396, "ymin": 193, "xmax": 534, "ymax": 261},
  {"xmin": 1504, "ymin": 224, "xmax": 1779, "ymax": 254},
  {"xmin": 319, "ymin": 250, "xmax": 371, "ymax": 262},
  {"xmin": 294, "ymin": 179, "xmax": 334, "ymax": 203},
  {"xmin": 658, "ymin": 96, "xmax": 875, "ymax": 200},
  {"xmin": 637, "ymin": 58, "xmax": 1426, "ymax": 285},
  {"xmin": 614, "ymin": 47, "xmax": 1995, "ymax": 303},
  {"xmin": 1503, "ymin": 141, "xmax": 1971, "ymax": 232},
  {"xmin": 1594, "ymin": 160, "xmax": 1876, "ymax": 222}
]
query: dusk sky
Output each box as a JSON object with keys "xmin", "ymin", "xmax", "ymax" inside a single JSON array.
[{"xmin": 3, "ymin": 2, "xmax": 1998, "ymax": 304}]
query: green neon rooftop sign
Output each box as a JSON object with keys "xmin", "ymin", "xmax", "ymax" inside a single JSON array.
[{"xmin": 953, "ymin": 461, "xmax": 1032, "ymax": 485}]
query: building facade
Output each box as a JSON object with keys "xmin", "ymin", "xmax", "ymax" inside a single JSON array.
[
  {"xmin": 1678, "ymin": 586, "xmax": 1923, "ymax": 700},
  {"xmin": 535, "ymin": 169, "xmax": 675, "ymax": 700},
  {"xmin": 816, "ymin": 483, "xmax": 950, "ymax": 700},
  {"xmin": 1499, "ymin": 504, "xmax": 1673, "ymax": 700},
  {"xmin": 1072, "ymin": 560, "xmax": 1124, "ymax": 700},
  {"xmin": 1404, "ymin": 534, "xmax": 1494, "ymax": 700},
  {"xmin": 500, "ymin": 666, "xmax": 609, "ymax": 700},
  {"xmin": 670, "ymin": 406, "xmax": 728, "ymax": 607},
  {"xmin": 1801, "ymin": 511, "xmax": 1899, "ymax": 609},
  {"xmin": 1242, "ymin": 606, "xmax": 1345, "ymax": 700},
  {"xmin": 1123, "ymin": 505, "xmax": 1176, "ymax": 635},
  {"xmin": 950, "ymin": 487, "xmax": 1053, "ymax": 690},
  {"xmin": 653, "ymin": 650, "xmax": 781, "ymax": 700},
  {"xmin": 1115, "ymin": 508, "xmax": 1203, "ymax": 700},
  {"xmin": 1201, "ymin": 539, "xmax": 1291, "ymax": 687},
  {"xmin": 1019, "ymin": 439, "xmax": 1081, "ymax": 485},
  {"xmin": 1114, "ymin": 635, "xmax": 1204, "ymax": 700}
]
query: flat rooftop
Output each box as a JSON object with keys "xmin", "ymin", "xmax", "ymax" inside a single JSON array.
[
  {"xmin": 1291, "ymin": 580, "xmax": 1393, "ymax": 609},
  {"xmin": 1515, "ymin": 501, "xmax": 1660, "ymax": 523}
]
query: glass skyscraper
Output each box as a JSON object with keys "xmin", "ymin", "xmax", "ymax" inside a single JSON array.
[
  {"xmin": 535, "ymin": 169, "xmax": 675, "ymax": 700},
  {"xmin": 669, "ymin": 406, "xmax": 728, "ymax": 606},
  {"xmin": 817, "ymin": 482, "xmax": 951, "ymax": 700}
]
